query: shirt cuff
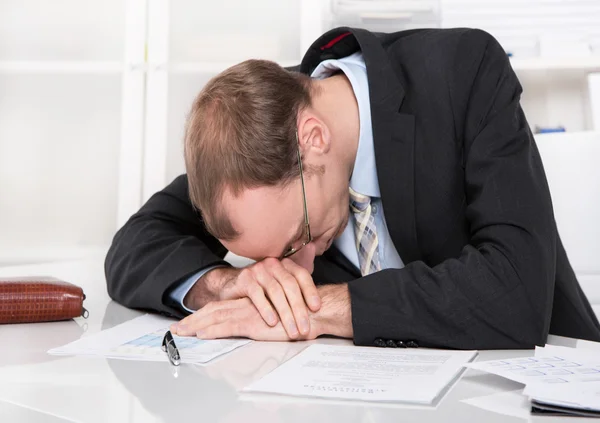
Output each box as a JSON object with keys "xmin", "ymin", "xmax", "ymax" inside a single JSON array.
[{"xmin": 168, "ymin": 265, "xmax": 227, "ymax": 313}]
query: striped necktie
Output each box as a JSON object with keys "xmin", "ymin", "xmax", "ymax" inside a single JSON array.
[{"xmin": 349, "ymin": 187, "xmax": 381, "ymax": 276}]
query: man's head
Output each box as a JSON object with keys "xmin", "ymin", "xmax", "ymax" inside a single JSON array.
[{"xmin": 184, "ymin": 60, "xmax": 358, "ymax": 272}]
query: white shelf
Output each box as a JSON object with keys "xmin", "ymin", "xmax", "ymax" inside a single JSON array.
[
  {"xmin": 0, "ymin": 61, "xmax": 124, "ymax": 74},
  {"xmin": 534, "ymin": 130, "xmax": 600, "ymax": 142},
  {"xmin": 510, "ymin": 57, "xmax": 600, "ymax": 71},
  {"xmin": 168, "ymin": 60, "xmax": 302, "ymax": 74},
  {"xmin": 3, "ymin": 57, "xmax": 597, "ymax": 74},
  {"xmin": 0, "ymin": 246, "xmax": 109, "ymax": 267}
]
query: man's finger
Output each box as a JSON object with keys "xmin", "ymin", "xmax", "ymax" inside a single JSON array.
[
  {"xmin": 171, "ymin": 300, "xmax": 235, "ymax": 336},
  {"xmin": 282, "ymin": 259, "xmax": 321, "ymax": 311},
  {"xmin": 272, "ymin": 265, "xmax": 310, "ymax": 335},
  {"xmin": 196, "ymin": 322, "xmax": 238, "ymax": 340},
  {"xmin": 255, "ymin": 270, "xmax": 299, "ymax": 339},
  {"xmin": 171, "ymin": 313, "xmax": 198, "ymax": 335},
  {"xmin": 246, "ymin": 282, "xmax": 279, "ymax": 326}
]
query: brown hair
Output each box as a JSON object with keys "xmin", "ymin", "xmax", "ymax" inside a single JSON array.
[{"xmin": 184, "ymin": 59, "xmax": 315, "ymax": 240}]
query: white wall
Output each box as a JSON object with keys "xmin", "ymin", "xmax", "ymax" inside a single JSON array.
[
  {"xmin": 0, "ymin": 74, "xmax": 121, "ymax": 251},
  {"xmin": 0, "ymin": 0, "xmax": 126, "ymax": 261},
  {"xmin": 535, "ymin": 132, "xmax": 600, "ymax": 313},
  {"xmin": 0, "ymin": 0, "xmax": 125, "ymax": 61}
]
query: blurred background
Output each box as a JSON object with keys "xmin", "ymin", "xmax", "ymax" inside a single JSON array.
[{"xmin": 0, "ymin": 0, "xmax": 599, "ymax": 313}]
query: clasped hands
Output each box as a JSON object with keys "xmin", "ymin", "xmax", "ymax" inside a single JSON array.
[{"xmin": 170, "ymin": 258, "xmax": 352, "ymax": 341}]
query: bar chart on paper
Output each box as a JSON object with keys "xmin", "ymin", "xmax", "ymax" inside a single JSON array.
[
  {"xmin": 467, "ymin": 346, "xmax": 600, "ymax": 385},
  {"xmin": 110, "ymin": 328, "xmax": 247, "ymax": 362},
  {"xmin": 117, "ymin": 329, "xmax": 205, "ymax": 352},
  {"xmin": 49, "ymin": 314, "xmax": 250, "ymax": 364}
]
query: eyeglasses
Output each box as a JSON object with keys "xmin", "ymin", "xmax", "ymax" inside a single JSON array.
[{"xmin": 281, "ymin": 132, "xmax": 312, "ymax": 259}]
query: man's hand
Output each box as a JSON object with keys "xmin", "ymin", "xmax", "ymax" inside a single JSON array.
[
  {"xmin": 173, "ymin": 283, "xmax": 353, "ymax": 341},
  {"xmin": 172, "ymin": 297, "xmax": 318, "ymax": 341},
  {"xmin": 183, "ymin": 258, "xmax": 321, "ymax": 339}
]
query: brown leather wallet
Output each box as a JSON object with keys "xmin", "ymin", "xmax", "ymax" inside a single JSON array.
[{"xmin": 0, "ymin": 276, "xmax": 88, "ymax": 324}]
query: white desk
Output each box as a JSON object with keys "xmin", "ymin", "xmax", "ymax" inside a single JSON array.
[{"xmin": 1, "ymin": 254, "xmax": 599, "ymax": 423}]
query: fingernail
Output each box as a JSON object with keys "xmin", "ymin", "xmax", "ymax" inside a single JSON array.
[
  {"xmin": 196, "ymin": 330, "xmax": 205, "ymax": 338},
  {"xmin": 177, "ymin": 324, "xmax": 188, "ymax": 333},
  {"xmin": 299, "ymin": 318, "xmax": 309, "ymax": 334},
  {"xmin": 267, "ymin": 311, "xmax": 278, "ymax": 326},
  {"xmin": 289, "ymin": 321, "xmax": 299, "ymax": 337},
  {"xmin": 310, "ymin": 296, "xmax": 321, "ymax": 308}
]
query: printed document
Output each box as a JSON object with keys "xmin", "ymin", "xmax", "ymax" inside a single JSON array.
[
  {"xmin": 49, "ymin": 314, "xmax": 250, "ymax": 364},
  {"xmin": 466, "ymin": 344, "xmax": 600, "ymax": 416},
  {"xmin": 466, "ymin": 345, "xmax": 600, "ymax": 385},
  {"xmin": 243, "ymin": 344, "xmax": 477, "ymax": 404},
  {"xmin": 524, "ymin": 381, "xmax": 600, "ymax": 413}
]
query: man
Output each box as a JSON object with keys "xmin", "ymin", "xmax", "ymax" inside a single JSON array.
[{"xmin": 105, "ymin": 27, "xmax": 600, "ymax": 349}]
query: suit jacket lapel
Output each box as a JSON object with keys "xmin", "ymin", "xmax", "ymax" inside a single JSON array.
[
  {"xmin": 373, "ymin": 111, "xmax": 420, "ymax": 264},
  {"xmin": 302, "ymin": 27, "xmax": 421, "ymax": 265}
]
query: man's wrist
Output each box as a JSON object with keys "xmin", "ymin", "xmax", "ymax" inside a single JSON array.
[
  {"xmin": 311, "ymin": 283, "xmax": 353, "ymax": 339},
  {"xmin": 184, "ymin": 267, "xmax": 239, "ymax": 310}
]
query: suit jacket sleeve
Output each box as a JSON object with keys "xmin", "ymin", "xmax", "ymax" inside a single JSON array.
[
  {"xmin": 348, "ymin": 29, "xmax": 557, "ymax": 349},
  {"xmin": 105, "ymin": 175, "xmax": 230, "ymax": 318}
]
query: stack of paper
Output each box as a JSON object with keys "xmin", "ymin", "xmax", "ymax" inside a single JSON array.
[
  {"xmin": 243, "ymin": 344, "xmax": 477, "ymax": 404},
  {"xmin": 49, "ymin": 314, "xmax": 250, "ymax": 365},
  {"xmin": 524, "ymin": 381, "xmax": 600, "ymax": 416},
  {"xmin": 466, "ymin": 345, "xmax": 600, "ymax": 416}
]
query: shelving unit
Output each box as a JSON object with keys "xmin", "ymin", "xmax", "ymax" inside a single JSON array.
[
  {"xmin": 0, "ymin": 0, "xmax": 306, "ymax": 265},
  {"xmin": 0, "ymin": 0, "xmax": 145, "ymax": 264},
  {"xmin": 2, "ymin": 0, "xmax": 599, "ymax": 267}
]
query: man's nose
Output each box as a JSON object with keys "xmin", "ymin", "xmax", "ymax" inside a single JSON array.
[{"xmin": 291, "ymin": 243, "xmax": 316, "ymax": 274}]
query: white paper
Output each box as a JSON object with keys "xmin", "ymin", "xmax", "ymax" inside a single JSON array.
[
  {"xmin": 524, "ymin": 381, "xmax": 600, "ymax": 412},
  {"xmin": 243, "ymin": 344, "xmax": 477, "ymax": 404},
  {"xmin": 48, "ymin": 314, "xmax": 250, "ymax": 364},
  {"xmin": 466, "ymin": 344, "xmax": 600, "ymax": 414},
  {"xmin": 466, "ymin": 345, "xmax": 600, "ymax": 386}
]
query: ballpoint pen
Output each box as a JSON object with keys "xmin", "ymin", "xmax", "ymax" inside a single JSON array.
[{"xmin": 162, "ymin": 330, "xmax": 181, "ymax": 366}]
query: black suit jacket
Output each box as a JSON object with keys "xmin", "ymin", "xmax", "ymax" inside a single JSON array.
[{"xmin": 105, "ymin": 27, "xmax": 600, "ymax": 349}]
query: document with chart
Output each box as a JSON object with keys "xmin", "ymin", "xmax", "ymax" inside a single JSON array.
[
  {"xmin": 243, "ymin": 344, "xmax": 477, "ymax": 404},
  {"xmin": 467, "ymin": 345, "xmax": 600, "ymax": 416},
  {"xmin": 49, "ymin": 314, "xmax": 250, "ymax": 364},
  {"xmin": 466, "ymin": 345, "xmax": 600, "ymax": 385}
]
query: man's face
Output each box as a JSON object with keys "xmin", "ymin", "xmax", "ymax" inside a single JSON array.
[{"xmin": 220, "ymin": 172, "xmax": 350, "ymax": 273}]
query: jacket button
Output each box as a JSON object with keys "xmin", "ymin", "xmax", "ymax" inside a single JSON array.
[
  {"xmin": 395, "ymin": 340, "xmax": 407, "ymax": 348},
  {"xmin": 406, "ymin": 340, "xmax": 419, "ymax": 348},
  {"xmin": 374, "ymin": 338, "xmax": 387, "ymax": 347},
  {"xmin": 385, "ymin": 339, "xmax": 397, "ymax": 348}
]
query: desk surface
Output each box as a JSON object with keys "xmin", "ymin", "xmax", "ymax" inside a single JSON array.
[{"xmin": 1, "ymin": 254, "xmax": 599, "ymax": 423}]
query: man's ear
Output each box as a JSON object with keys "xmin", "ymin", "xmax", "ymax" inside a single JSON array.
[{"xmin": 297, "ymin": 112, "xmax": 331, "ymax": 155}]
